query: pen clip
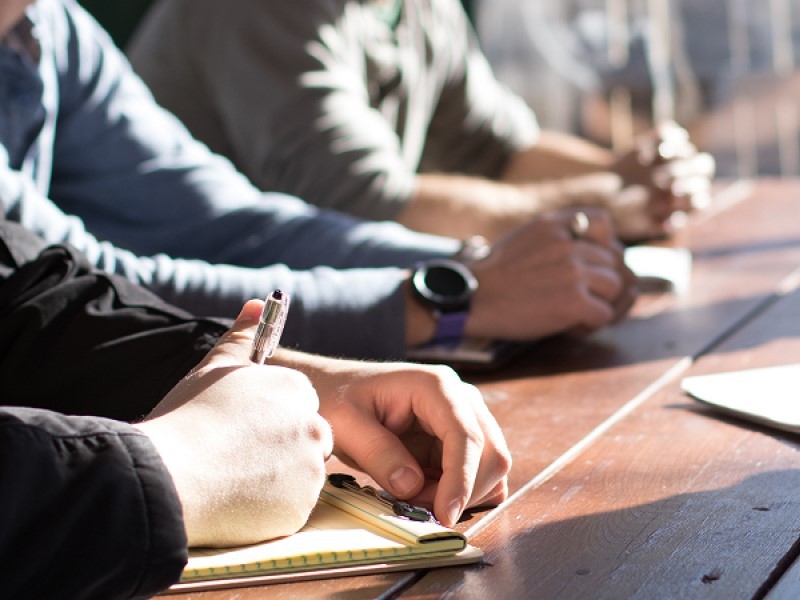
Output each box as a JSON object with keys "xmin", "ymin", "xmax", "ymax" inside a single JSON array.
[
  {"xmin": 250, "ymin": 289, "xmax": 291, "ymax": 364},
  {"xmin": 327, "ymin": 473, "xmax": 437, "ymax": 523}
]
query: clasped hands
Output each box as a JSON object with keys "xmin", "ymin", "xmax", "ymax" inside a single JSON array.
[
  {"xmin": 608, "ymin": 120, "xmax": 716, "ymax": 241},
  {"xmin": 512, "ymin": 121, "xmax": 716, "ymax": 242}
]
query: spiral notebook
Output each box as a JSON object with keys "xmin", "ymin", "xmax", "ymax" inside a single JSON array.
[{"xmin": 164, "ymin": 474, "xmax": 483, "ymax": 593}]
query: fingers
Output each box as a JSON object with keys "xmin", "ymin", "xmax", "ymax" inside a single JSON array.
[
  {"xmin": 470, "ymin": 478, "xmax": 509, "ymax": 509},
  {"xmin": 637, "ymin": 120, "xmax": 693, "ymax": 165},
  {"xmin": 653, "ymin": 152, "xmax": 716, "ymax": 212},
  {"xmin": 469, "ymin": 208, "xmax": 638, "ymax": 340},
  {"xmin": 654, "ymin": 120, "xmax": 694, "ymax": 161},
  {"xmin": 558, "ymin": 209, "xmax": 634, "ymax": 300},
  {"xmin": 571, "ymin": 246, "xmax": 638, "ymax": 329},
  {"xmin": 413, "ymin": 372, "xmax": 511, "ymax": 526},
  {"xmin": 428, "ymin": 379, "xmax": 485, "ymax": 526},
  {"xmin": 201, "ymin": 299, "xmax": 264, "ymax": 368},
  {"xmin": 610, "ymin": 266, "xmax": 639, "ymax": 321},
  {"xmin": 617, "ymin": 122, "xmax": 714, "ymax": 235},
  {"xmin": 558, "ymin": 207, "xmax": 618, "ymax": 248},
  {"xmin": 580, "ymin": 254, "xmax": 627, "ymax": 299},
  {"xmin": 565, "ymin": 215, "xmax": 638, "ymax": 328},
  {"xmin": 331, "ymin": 400, "xmax": 426, "ymax": 499},
  {"xmin": 315, "ymin": 413, "xmax": 335, "ymax": 462},
  {"xmin": 654, "ymin": 151, "xmax": 716, "ymax": 182},
  {"xmin": 616, "ymin": 185, "xmax": 673, "ymax": 238},
  {"xmin": 537, "ymin": 209, "xmax": 639, "ymax": 327},
  {"xmin": 330, "ymin": 366, "xmax": 512, "ymax": 528},
  {"xmin": 458, "ymin": 385, "xmax": 511, "ymax": 509},
  {"xmin": 405, "ymin": 374, "xmax": 484, "ymax": 527},
  {"xmin": 645, "ymin": 123, "xmax": 715, "ymax": 213}
]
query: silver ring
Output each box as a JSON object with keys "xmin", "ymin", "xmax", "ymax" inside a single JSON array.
[{"xmin": 570, "ymin": 211, "xmax": 590, "ymax": 239}]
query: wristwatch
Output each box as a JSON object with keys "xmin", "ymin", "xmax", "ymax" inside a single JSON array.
[{"xmin": 411, "ymin": 258, "xmax": 478, "ymax": 344}]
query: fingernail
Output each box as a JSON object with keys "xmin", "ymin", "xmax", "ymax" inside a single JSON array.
[
  {"xmin": 239, "ymin": 299, "xmax": 264, "ymax": 324},
  {"xmin": 445, "ymin": 499, "xmax": 463, "ymax": 527},
  {"xmin": 389, "ymin": 467, "xmax": 420, "ymax": 497}
]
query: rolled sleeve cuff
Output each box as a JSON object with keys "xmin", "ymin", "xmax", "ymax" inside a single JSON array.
[{"xmin": 119, "ymin": 430, "xmax": 188, "ymax": 597}]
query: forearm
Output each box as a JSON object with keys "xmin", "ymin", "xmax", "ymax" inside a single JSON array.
[
  {"xmin": 270, "ymin": 348, "xmax": 368, "ymax": 403},
  {"xmin": 400, "ymin": 172, "xmax": 610, "ymax": 242},
  {"xmin": 155, "ymin": 263, "xmax": 424, "ymax": 359},
  {"xmin": 3, "ymin": 170, "xmax": 456, "ymax": 361},
  {"xmin": 501, "ymin": 131, "xmax": 615, "ymax": 182},
  {"xmin": 398, "ymin": 174, "xmax": 530, "ymax": 241}
]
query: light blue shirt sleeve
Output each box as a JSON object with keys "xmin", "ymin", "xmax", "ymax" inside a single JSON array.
[{"xmin": 0, "ymin": 0, "xmax": 460, "ymax": 359}]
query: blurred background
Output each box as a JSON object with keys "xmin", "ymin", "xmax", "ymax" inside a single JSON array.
[
  {"xmin": 474, "ymin": 0, "xmax": 800, "ymax": 179},
  {"xmin": 81, "ymin": 0, "xmax": 800, "ymax": 179}
]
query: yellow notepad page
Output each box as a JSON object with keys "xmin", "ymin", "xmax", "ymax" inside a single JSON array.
[{"xmin": 177, "ymin": 478, "xmax": 482, "ymax": 587}]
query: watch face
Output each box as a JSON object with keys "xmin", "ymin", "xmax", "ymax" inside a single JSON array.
[{"xmin": 413, "ymin": 259, "xmax": 477, "ymax": 311}]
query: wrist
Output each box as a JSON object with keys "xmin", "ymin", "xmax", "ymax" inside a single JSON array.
[
  {"xmin": 404, "ymin": 275, "xmax": 437, "ymax": 347},
  {"xmin": 407, "ymin": 258, "xmax": 478, "ymax": 346},
  {"xmin": 270, "ymin": 348, "xmax": 360, "ymax": 415},
  {"xmin": 135, "ymin": 420, "xmax": 204, "ymax": 545},
  {"xmin": 405, "ymin": 235, "xmax": 493, "ymax": 348}
]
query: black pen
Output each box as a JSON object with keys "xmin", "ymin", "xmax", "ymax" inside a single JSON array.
[{"xmin": 250, "ymin": 289, "xmax": 290, "ymax": 364}]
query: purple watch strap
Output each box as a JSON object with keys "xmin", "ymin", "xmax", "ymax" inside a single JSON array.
[{"xmin": 433, "ymin": 311, "xmax": 469, "ymax": 344}]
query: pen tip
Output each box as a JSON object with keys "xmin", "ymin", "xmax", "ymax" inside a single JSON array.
[{"xmin": 272, "ymin": 289, "xmax": 283, "ymax": 300}]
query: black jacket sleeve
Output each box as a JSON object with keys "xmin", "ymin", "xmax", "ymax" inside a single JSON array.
[
  {"xmin": 0, "ymin": 220, "xmax": 229, "ymax": 422},
  {"xmin": 0, "ymin": 406, "xmax": 188, "ymax": 599}
]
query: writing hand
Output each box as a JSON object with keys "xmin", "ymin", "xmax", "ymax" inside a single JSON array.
[{"xmin": 136, "ymin": 300, "xmax": 333, "ymax": 547}]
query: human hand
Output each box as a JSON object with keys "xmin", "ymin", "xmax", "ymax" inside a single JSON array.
[
  {"xmin": 135, "ymin": 300, "xmax": 333, "ymax": 548},
  {"xmin": 274, "ymin": 352, "xmax": 512, "ymax": 528},
  {"xmin": 464, "ymin": 208, "xmax": 638, "ymax": 341},
  {"xmin": 611, "ymin": 121, "xmax": 716, "ymax": 240}
]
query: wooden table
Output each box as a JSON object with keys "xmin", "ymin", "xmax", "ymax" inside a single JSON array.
[{"xmin": 170, "ymin": 179, "xmax": 800, "ymax": 599}]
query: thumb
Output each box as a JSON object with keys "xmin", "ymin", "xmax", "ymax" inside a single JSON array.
[{"xmin": 201, "ymin": 299, "xmax": 265, "ymax": 369}]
